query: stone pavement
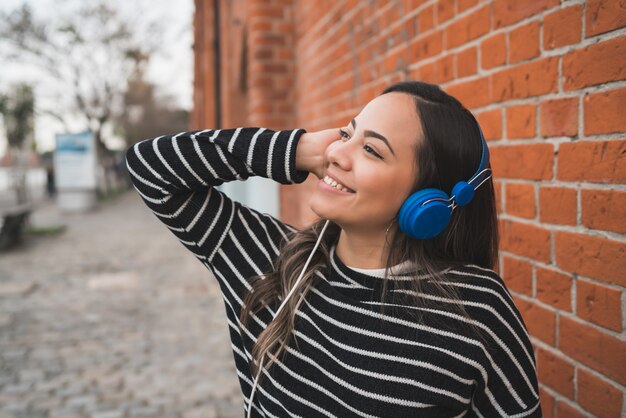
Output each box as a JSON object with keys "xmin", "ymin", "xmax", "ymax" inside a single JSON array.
[{"xmin": 0, "ymin": 191, "xmax": 243, "ymax": 418}]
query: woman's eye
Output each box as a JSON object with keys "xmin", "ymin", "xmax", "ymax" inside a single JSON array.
[
  {"xmin": 338, "ymin": 129, "xmax": 383, "ymax": 160},
  {"xmin": 364, "ymin": 145, "xmax": 383, "ymax": 160}
]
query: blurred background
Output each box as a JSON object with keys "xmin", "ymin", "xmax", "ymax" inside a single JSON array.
[
  {"xmin": 0, "ymin": 0, "xmax": 192, "ymax": 215},
  {"xmin": 0, "ymin": 0, "xmax": 625, "ymax": 417}
]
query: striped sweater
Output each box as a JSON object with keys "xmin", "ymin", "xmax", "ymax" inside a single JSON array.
[{"xmin": 125, "ymin": 127, "xmax": 542, "ymax": 417}]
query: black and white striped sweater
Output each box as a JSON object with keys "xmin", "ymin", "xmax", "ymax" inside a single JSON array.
[{"xmin": 125, "ymin": 127, "xmax": 541, "ymax": 417}]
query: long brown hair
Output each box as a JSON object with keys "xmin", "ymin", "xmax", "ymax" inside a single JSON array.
[{"xmin": 240, "ymin": 80, "xmax": 499, "ymax": 378}]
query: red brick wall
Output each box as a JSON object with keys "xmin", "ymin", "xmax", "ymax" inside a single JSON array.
[
  {"xmin": 192, "ymin": 0, "xmax": 216, "ymax": 129},
  {"xmin": 194, "ymin": 1, "xmax": 626, "ymax": 416}
]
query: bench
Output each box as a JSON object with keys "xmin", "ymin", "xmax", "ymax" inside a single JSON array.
[{"xmin": 0, "ymin": 202, "xmax": 32, "ymax": 250}]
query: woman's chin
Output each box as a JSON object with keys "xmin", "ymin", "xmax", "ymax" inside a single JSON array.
[
  {"xmin": 309, "ymin": 197, "xmax": 340, "ymax": 223},
  {"xmin": 309, "ymin": 203, "xmax": 330, "ymax": 221}
]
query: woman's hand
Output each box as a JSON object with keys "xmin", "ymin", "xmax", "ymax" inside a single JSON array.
[{"xmin": 295, "ymin": 128, "xmax": 340, "ymax": 179}]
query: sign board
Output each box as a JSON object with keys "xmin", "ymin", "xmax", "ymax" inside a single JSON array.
[
  {"xmin": 218, "ymin": 176, "xmax": 279, "ymax": 219},
  {"xmin": 54, "ymin": 131, "xmax": 97, "ymax": 190}
]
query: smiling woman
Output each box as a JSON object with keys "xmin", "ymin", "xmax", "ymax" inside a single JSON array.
[
  {"xmin": 307, "ymin": 92, "xmax": 421, "ymax": 250},
  {"xmin": 126, "ymin": 80, "xmax": 541, "ymax": 417}
]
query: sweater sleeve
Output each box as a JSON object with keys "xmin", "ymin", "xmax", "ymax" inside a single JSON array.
[
  {"xmin": 466, "ymin": 272, "xmax": 542, "ymax": 418},
  {"xmin": 124, "ymin": 127, "xmax": 310, "ymax": 306}
]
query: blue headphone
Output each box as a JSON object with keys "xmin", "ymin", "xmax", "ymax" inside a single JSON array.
[{"xmin": 398, "ymin": 123, "xmax": 492, "ymax": 239}]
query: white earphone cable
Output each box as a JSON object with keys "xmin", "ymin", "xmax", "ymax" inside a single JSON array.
[{"xmin": 245, "ymin": 219, "xmax": 331, "ymax": 418}]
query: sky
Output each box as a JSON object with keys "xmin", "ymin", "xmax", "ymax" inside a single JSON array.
[{"xmin": 0, "ymin": 0, "xmax": 194, "ymax": 154}]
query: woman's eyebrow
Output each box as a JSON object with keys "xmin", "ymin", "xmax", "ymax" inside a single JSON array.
[{"xmin": 350, "ymin": 118, "xmax": 396, "ymax": 158}]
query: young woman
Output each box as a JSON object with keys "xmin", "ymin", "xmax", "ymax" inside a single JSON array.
[{"xmin": 126, "ymin": 81, "xmax": 541, "ymax": 417}]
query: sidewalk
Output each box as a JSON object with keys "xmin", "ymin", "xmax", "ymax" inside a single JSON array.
[
  {"xmin": 27, "ymin": 196, "xmax": 66, "ymax": 231},
  {"xmin": 0, "ymin": 191, "xmax": 243, "ymax": 418}
]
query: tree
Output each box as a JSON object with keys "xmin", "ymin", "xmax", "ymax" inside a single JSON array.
[
  {"xmin": 0, "ymin": 2, "xmax": 162, "ymax": 158},
  {"xmin": 116, "ymin": 60, "xmax": 189, "ymax": 148},
  {"xmin": 0, "ymin": 83, "xmax": 35, "ymax": 205}
]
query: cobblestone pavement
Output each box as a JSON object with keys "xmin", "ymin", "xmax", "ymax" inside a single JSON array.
[{"xmin": 0, "ymin": 191, "xmax": 244, "ymax": 418}]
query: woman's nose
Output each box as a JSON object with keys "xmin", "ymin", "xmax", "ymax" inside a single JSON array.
[{"xmin": 326, "ymin": 137, "xmax": 356, "ymax": 170}]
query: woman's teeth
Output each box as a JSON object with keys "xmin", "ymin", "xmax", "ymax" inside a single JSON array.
[{"xmin": 323, "ymin": 176, "xmax": 354, "ymax": 193}]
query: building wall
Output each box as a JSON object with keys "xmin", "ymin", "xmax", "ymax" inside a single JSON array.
[
  {"xmin": 192, "ymin": 0, "xmax": 215, "ymax": 129},
  {"xmin": 193, "ymin": 1, "xmax": 626, "ymax": 416}
]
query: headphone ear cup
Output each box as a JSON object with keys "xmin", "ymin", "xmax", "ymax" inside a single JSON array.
[
  {"xmin": 451, "ymin": 181, "xmax": 475, "ymax": 206},
  {"xmin": 398, "ymin": 188, "xmax": 452, "ymax": 239}
]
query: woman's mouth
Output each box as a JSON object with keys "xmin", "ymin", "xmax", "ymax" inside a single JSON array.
[{"xmin": 319, "ymin": 175, "xmax": 356, "ymax": 194}]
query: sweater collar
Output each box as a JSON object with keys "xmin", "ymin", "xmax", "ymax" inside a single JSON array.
[{"xmin": 327, "ymin": 244, "xmax": 423, "ymax": 294}]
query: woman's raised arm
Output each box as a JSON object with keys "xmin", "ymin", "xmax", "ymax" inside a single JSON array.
[
  {"xmin": 124, "ymin": 128, "xmax": 313, "ymax": 303},
  {"xmin": 125, "ymin": 128, "xmax": 310, "ymax": 205}
]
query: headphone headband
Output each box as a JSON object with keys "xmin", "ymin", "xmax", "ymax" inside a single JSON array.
[{"xmin": 467, "ymin": 125, "xmax": 491, "ymax": 190}]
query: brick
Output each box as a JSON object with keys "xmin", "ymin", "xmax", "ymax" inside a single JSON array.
[
  {"xmin": 437, "ymin": 0, "xmax": 455, "ymax": 24},
  {"xmin": 276, "ymin": 48, "xmax": 293, "ymax": 60},
  {"xmin": 491, "ymin": 144, "xmax": 554, "ymax": 180},
  {"xmin": 555, "ymin": 231, "xmax": 626, "ymax": 286},
  {"xmin": 513, "ymin": 296, "xmax": 556, "ymax": 345},
  {"xmin": 585, "ymin": 0, "xmax": 626, "ymax": 37},
  {"xmin": 384, "ymin": 48, "xmax": 410, "ymax": 73},
  {"xmin": 404, "ymin": 14, "xmax": 417, "ymax": 40},
  {"xmin": 250, "ymin": 21, "xmax": 272, "ymax": 31},
  {"xmin": 249, "ymin": 4, "xmax": 285, "ymax": 19},
  {"xmin": 536, "ymin": 347, "xmax": 575, "ymax": 398},
  {"xmin": 456, "ymin": 46, "xmax": 477, "ymax": 78},
  {"xmin": 555, "ymin": 402, "xmax": 587, "ymax": 418},
  {"xmin": 581, "ymin": 189, "xmax": 626, "ymax": 234},
  {"xmin": 480, "ymin": 33, "xmax": 506, "ymax": 69},
  {"xmin": 445, "ymin": 76, "xmax": 491, "ymax": 109},
  {"xmin": 501, "ymin": 256, "xmax": 533, "ymax": 295},
  {"xmin": 275, "ymin": 22, "xmax": 293, "ymax": 35},
  {"xmin": 475, "ymin": 108, "xmax": 502, "ymax": 141},
  {"xmin": 445, "ymin": 5, "xmax": 490, "ymax": 49},
  {"xmin": 539, "ymin": 387, "xmax": 555, "ymax": 418},
  {"xmin": 539, "ymin": 98, "xmax": 578, "ymax": 138},
  {"xmin": 584, "ymin": 88, "xmax": 626, "ymax": 135},
  {"xmin": 506, "ymin": 104, "xmax": 536, "ymax": 139},
  {"xmin": 576, "ymin": 279, "xmax": 622, "ymax": 332},
  {"xmin": 411, "ymin": 0, "xmax": 430, "ymax": 9},
  {"xmin": 493, "ymin": 57, "xmax": 559, "ymax": 102},
  {"xmin": 417, "ymin": 4, "xmax": 435, "ymax": 32},
  {"xmin": 539, "ymin": 186, "xmax": 577, "ymax": 226},
  {"xmin": 493, "ymin": 0, "xmax": 560, "ymax": 28},
  {"xmin": 500, "ymin": 219, "xmax": 551, "ymax": 262},
  {"xmin": 253, "ymin": 49, "xmax": 274, "ymax": 60},
  {"xmin": 563, "ymin": 37, "xmax": 626, "ymax": 90},
  {"xmin": 577, "ymin": 368, "xmax": 624, "ymax": 418},
  {"xmin": 281, "ymin": 185, "xmax": 306, "ymax": 228},
  {"xmin": 509, "ymin": 21, "xmax": 540, "ymax": 63},
  {"xmin": 505, "ymin": 183, "xmax": 536, "ymax": 218},
  {"xmin": 536, "ymin": 268, "xmax": 572, "ymax": 311},
  {"xmin": 437, "ymin": 54, "xmax": 455, "ymax": 83},
  {"xmin": 411, "ymin": 30, "xmax": 443, "ymax": 61},
  {"xmin": 557, "ymin": 141, "xmax": 626, "ymax": 184},
  {"xmin": 543, "ymin": 5, "xmax": 583, "ymax": 50},
  {"xmin": 457, "ymin": 0, "xmax": 479, "ymax": 13},
  {"xmin": 412, "ymin": 61, "xmax": 437, "ymax": 83},
  {"xmin": 558, "ymin": 315, "xmax": 626, "ymax": 386},
  {"xmin": 250, "ymin": 33, "xmax": 287, "ymax": 47}
]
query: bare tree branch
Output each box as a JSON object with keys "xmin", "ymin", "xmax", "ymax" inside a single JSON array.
[{"xmin": 0, "ymin": 2, "xmax": 163, "ymax": 154}]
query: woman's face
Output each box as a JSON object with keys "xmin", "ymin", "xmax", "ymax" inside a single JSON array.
[{"xmin": 309, "ymin": 92, "xmax": 422, "ymax": 232}]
